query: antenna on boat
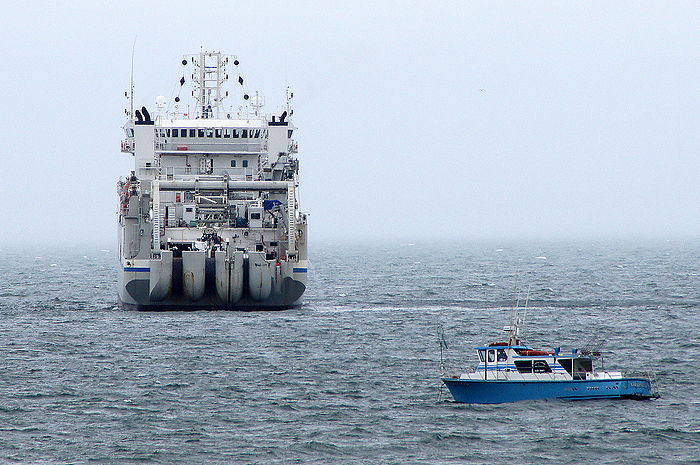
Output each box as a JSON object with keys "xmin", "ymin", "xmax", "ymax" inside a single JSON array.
[
  {"xmin": 129, "ymin": 37, "xmax": 136, "ymax": 120},
  {"xmin": 437, "ymin": 324, "xmax": 449, "ymax": 402},
  {"xmin": 437, "ymin": 325, "xmax": 449, "ymax": 376},
  {"xmin": 524, "ymin": 284, "xmax": 531, "ymax": 308},
  {"xmin": 521, "ymin": 284, "xmax": 530, "ymax": 339},
  {"xmin": 505, "ymin": 285, "xmax": 530, "ymax": 346}
]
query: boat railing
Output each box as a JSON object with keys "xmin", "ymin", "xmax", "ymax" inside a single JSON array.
[
  {"xmin": 588, "ymin": 371, "xmax": 624, "ymax": 380},
  {"xmin": 624, "ymin": 370, "xmax": 657, "ymax": 382},
  {"xmin": 504, "ymin": 371, "xmax": 565, "ymax": 381},
  {"xmin": 157, "ymin": 168, "xmax": 256, "ymax": 180},
  {"xmin": 121, "ymin": 138, "xmax": 135, "ymax": 153},
  {"xmin": 473, "ymin": 370, "xmax": 569, "ymax": 381},
  {"xmin": 155, "ymin": 139, "xmax": 267, "ymax": 153}
]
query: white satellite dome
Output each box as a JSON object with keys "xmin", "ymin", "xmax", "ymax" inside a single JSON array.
[
  {"xmin": 250, "ymin": 93, "xmax": 264, "ymax": 107},
  {"xmin": 155, "ymin": 95, "xmax": 167, "ymax": 108}
]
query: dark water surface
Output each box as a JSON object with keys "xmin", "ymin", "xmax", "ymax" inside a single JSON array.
[{"xmin": 1, "ymin": 239, "xmax": 699, "ymax": 464}]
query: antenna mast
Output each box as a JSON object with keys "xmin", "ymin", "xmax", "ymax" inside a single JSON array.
[
  {"xmin": 505, "ymin": 285, "xmax": 530, "ymax": 346},
  {"xmin": 191, "ymin": 51, "xmax": 230, "ymax": 119},
  {"xmin": 129, "ymin": 38, "xmax": 136, "ymax": 119}
]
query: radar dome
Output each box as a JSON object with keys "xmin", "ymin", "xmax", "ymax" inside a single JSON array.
[
  {"xmin": 250, "ymin": 94, "xmax": 264, "ymax": 107},
  {"xmin": 155, "ymin": 96, "xmax": 167, "ymax": 108}
]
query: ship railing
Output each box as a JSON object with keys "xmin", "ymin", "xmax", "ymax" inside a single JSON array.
[
  {"xmin": 488, "ymin": 371, "xmax": 568, "ymax": 381},
  {"xmin": 624, "ymin": 370, "xmax": 660, "ymax": 395},
  {"xmin": 137, "ymin": 166, "xmax": 160, "ymax": 178},
  {"xmin": 156, "ymin": 168, "xmax": 255, "ymax": 180},
  {"xmin": 121, "ymin": 139, "xmax": 134, "ymax": 153},
  {"xmin": 624, "ymin": 370, "xmax": 657, "ymax": 382},
  {"xmin": 155, "ymin": 140, "xmax": 267, "ymax": 153}
]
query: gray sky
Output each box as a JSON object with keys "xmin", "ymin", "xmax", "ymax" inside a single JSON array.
[{"xmin": 1, "ymin": 1, "xmax": 698, "ymax": 245}]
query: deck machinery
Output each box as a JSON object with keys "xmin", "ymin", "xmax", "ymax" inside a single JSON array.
[{"xmin": 117, "ymin": 51, "xmax": 308, "ymax": 310}]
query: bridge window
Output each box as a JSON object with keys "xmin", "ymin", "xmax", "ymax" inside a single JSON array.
[
  {"xmin": 170, "ymin": 129, "xmax": 177, "ymax": 138},
  {"xmin": 215, "ymin": 128, "xmax": 222, "ymax": 138},
  {"xmin": 206, "ymin": 129, "xmax": 214, "ymax": 138},
  {"xmin": 223, "ymin": 128, "xmax": 231, "ymax": 138},
  {"xmin": 572, "ymin": 359, "xmax": 593, "ymax": 379},
  {"xmin": 487, "ymin": 350, "xmax": 495, "ymax": 363},
  {"xmin": 497, "ymin": 349, "xmax": 507, "ymax": 361},
  {"xmin": 198, "ymin": 129, "xmax": 205, "ymax": 138},
  {"xmin": 180, "ymin": 129, "xmax": 187, "ymax": 137},
  {"xmin": 242, "ymin": 160, "xmax": 248, "ymax": 168},
  {"xmin": 232, "ymin": 129, "xmax": 240, "ymax": 138},
  {"xmin": 230, "ymin": 160, "xmax": 236, "ymax": 167},
  {"xmin": 189, "ymin": 129, "xmax": 195, "ymax": 137},
  {"xmin": 533, "ymin": 360, "xmax": 552, "ymax": 373},
  {"xmin": 558, "ymin": 359, "xmax": 573, "ymax": 375},
  {"xmin": 478, "ymin": 350, "xmax": 485, "ymax": 362},
  {"xmin": 242, "ymin": 129, "xmax": 248, "ymax": 138},
  {"xmin": 514, "ymin": 360, "xmax": 532, "ymax": 373},
  {"xmin": 288, "ymin": 129, "xmax": 293, "ymax": 138}
]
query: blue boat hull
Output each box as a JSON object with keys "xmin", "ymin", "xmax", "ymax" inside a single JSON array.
[{"xmin": 442, "ymin": 377, "xmax": 654, "ymax": 404}]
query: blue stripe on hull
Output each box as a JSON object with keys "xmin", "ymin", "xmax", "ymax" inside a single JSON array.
[
  {"xmin": 123, "ymin": 267, "xmax": 150, "ymax": 272},
  {"xmin": 442, "ymin": 378, "xmax": 653, "ymax": 404}
]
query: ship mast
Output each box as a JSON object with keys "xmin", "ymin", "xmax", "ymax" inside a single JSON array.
[
  {"xmin": 504, "ymin": 286, "xmax": 530, "ymax": 345},
  {"xmin": 191, "ymin": 51, "xmax": 230, "ymax": 119}
]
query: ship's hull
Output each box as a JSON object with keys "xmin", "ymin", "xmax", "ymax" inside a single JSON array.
[
  {"xmin": 118, "ymin": 253, "xmax": 307, "ymax": 311},
  {"xmin": 442, "ymin": 377, "xmax": 655, "ymax": 404}
]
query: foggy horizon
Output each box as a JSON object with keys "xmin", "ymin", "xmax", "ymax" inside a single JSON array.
[{"xmin": 1, "ymin": 1, "xmax": 698, "ymax": 245}]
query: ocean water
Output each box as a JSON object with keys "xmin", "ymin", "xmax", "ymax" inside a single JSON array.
[{"xmin": 0, "ymin": 239, "xmax": 698, "ymax": 464}]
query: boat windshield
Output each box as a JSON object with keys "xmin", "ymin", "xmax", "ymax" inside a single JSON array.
[
  {"xmin": 478, "ymin": 350, "xmax": 485, "ymax": 362},
  {"xmin": 497, "ymin": 349, "xmax": 507, "ymax": 361}
]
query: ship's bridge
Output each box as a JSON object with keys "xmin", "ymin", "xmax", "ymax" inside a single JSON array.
[{"xmin": 123, "ymin": 118, "xmax": 285, "ymax": 155}]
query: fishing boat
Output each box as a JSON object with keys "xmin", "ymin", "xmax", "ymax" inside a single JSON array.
[{"xmin": 442, "ymin": 309, "xmax": 658, "ymax": 404}]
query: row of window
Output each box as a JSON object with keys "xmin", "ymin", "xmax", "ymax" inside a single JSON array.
[
  {"xmin": 157, "ymin": 128, "xmax": 268, "ymax": 139},
  {"xmin": 514, "ymin": 360, "xmax": 552, "ymax": 374},
  {"xmin": 478, "ymin": 349, "xmax": 508, "ymax": 362},
  {"xmin": 196, "ymin": 158, "xmax": 250, "ymax": 174}
]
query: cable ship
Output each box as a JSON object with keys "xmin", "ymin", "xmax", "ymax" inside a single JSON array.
[{"xmin": 117, "ymin": 51, "xmax": 308, "ymax": 310}]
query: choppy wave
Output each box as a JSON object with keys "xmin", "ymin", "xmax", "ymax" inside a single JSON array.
[{"xmin": 0, "ymin": 239, "xmax": 698, "ymax": 464}]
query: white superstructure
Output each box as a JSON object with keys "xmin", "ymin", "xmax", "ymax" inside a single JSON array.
[{"xmin": 117, "ymin": 51, "xmax": 308, "ymax": 310}]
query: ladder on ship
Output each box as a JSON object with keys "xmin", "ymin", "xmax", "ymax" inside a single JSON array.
[
  {"xmin": 196, "ymin": 52, "xmax": 225, "ymax": 118},
  {"xmin": 287, "ymin": 181, "xmax": 296, "ymax": 256},
  {"xmin": 152, "ymin": 179, "xmax": 162, "ymax": 253},
  {"xmin": 257, "ymin": 153, "xmax": 269, "ymax": 180}
]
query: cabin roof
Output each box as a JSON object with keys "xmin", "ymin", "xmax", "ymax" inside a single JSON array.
[
  {"xmin": 473, "ymin": 345, "xmax": 531, "ymax": 350},
  {"xmin": 156, "ymin": 118, "xmax": 268, "ymax": 128}
]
